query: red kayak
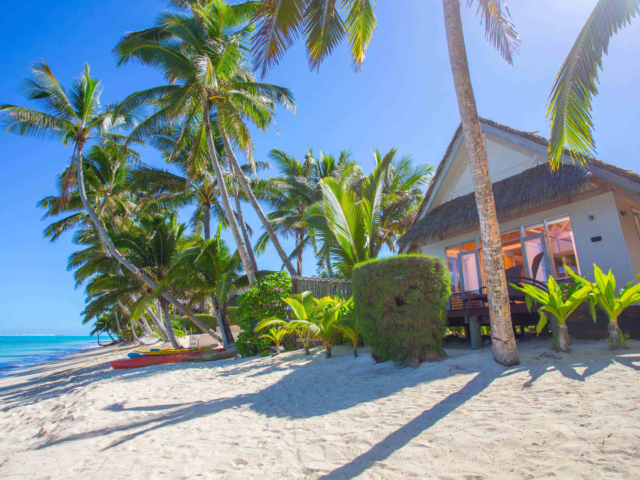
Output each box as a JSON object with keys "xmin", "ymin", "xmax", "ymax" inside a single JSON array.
[{"xmin": 110, "ymin": 347, "xmax": 226, "ymax": 370}]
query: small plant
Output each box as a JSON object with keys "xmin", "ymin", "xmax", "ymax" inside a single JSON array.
[
  {"xmin": 256, "ymin": 292, "xmax": 353, "ymax": 358},
  {"xmin": 510, "ymin": 266, "xmax": 592, "ymax": 352},
  {"xmin": 258, "ymin": 328, "xmax": 289, "ymax": 355},
  {"xmin": 580, "ymin": 266, "xmax": 640, "ymax": 349},
  {"xmin": 336, "ymin": 297, "xmax": 361, "ymax": 357},
  {"xmin": 607, "ymin": 331, "xmax": 631, "ymax": 350}
]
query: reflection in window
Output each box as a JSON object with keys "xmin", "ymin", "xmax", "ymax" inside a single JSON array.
[
  {"xmin": 524, "ymin": 224, "xmax": 545, "ymax": 236},
  {"xmin": 446, "ymin": 246, "xmax": 461, "ymax": 293},
  {"xmin": 547, "ymin": 217, "xmax": 579, "ymax": 278}
]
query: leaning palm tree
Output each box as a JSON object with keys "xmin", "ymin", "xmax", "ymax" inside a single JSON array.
[
  {"xmin": 547, "ymin": 0, "xmax": 639, "ymax": 167},
  {"xmin": 113, "ymin": 3, "xmax": 297, "ymax": 279},
  {"xmin": 250, "ymin": 0, "xmax": 521, "ymax": 365},
  {"xmin": 38, "ymin": 143, "xmax": 139, "ymax": 242},
  {"xmin": 0, "ymin": 62, "xmax": 220, "ymax": 344}
]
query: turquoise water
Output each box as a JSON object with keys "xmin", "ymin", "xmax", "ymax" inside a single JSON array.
[{"xmin": 0, "ymin": 336, "xmax": 95, "ymax": 378}]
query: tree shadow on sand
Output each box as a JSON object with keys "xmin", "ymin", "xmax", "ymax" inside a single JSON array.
[{"xmin": 37, "ymin": 344, "xmax": 640, "ymax": 479}]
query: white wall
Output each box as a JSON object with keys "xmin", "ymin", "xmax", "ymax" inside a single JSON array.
[
  {"xmin": 419, "ymin": 191, "xmax": 634, "ymax": 285},
  {"xmin": 448, "ymin": 136, "xmax": 542, "ymax": 200}
]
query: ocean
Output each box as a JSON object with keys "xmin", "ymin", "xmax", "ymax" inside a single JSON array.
[{"xmin": 0, "ymin": 336, "xmax": 96, "ymax": 379}]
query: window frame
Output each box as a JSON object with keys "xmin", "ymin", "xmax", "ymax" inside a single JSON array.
[{"xmin": 443, "ymin": 212, "xmax": 581, "ymax": 290}]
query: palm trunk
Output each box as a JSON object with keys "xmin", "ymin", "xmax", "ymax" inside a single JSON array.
[
  {"xmin": 203, "ymin": 201, "xmax": 211, "ymax": 241},
  {"xmin": 234, "ymin": 189, "xmax": 259, "ymax": 272},
  {"xmin": 159, "ymin": 300, "xmax": 181, "ymax": 349},
  {"xmin": 211, "ymin": 299, "xmax": 231, "ymax": 348},
  {"xmin": 325, "ymin": 243, "xmax": 334, "ymax": 278},
  {"xmin": 202, "ymin": 107, "xmax": 255, "ymax": 283},
  {"xmin": 130, "ymin": 318, "xmax": 139, "ymax": 342},
  {"xmin": 608, "ymin": 320, "xmax": 621, "ymax": 348},
  {"xmin": 296, "ymin": 231, "xmax": 303, "ymax": 276},
  {"xmin": 218, "ymin": 300, "xmax": 235, "ymax": 347},
  {"xmin": 217, "ymin": 122, "xmax": 297, "ymax": 276},
  {"xmin": 146, "ymin": 306, "xmax": 170, "ymax": 343},
  {"xmin": 557, "ymin": 323, "xmax": 570, "ymax": 352},
  {"xmin": 74, "ymin": 141, "xmax": 225, "ymax": 346},
  {"xmin": 443, "ymin": 0, "xmax": 518, "ymax": 366},
  {"xmin": 114, "ymin": 311, "xmax": 123, "ymax": 341}
]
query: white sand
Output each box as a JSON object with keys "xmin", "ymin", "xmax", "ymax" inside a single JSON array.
[{"xmin": 1, "ymin": 338, "xmax": 639, "ymax": 479}]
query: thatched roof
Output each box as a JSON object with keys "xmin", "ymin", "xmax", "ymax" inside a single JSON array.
[
  {"xmin": 398, "ymin": 164, "xmax": 592, "ymax": 248},
  {"xmin": 398, "ymin": 118, "xmax": 640, "ymax": 249}
]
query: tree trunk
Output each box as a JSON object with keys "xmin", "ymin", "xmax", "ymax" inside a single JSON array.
[
  {"xmin": 146, "ymin": 306, "xmax": 170, "ymax": 343},
  {"xmin": 353, "ymin": 346, "xmax": 358, "ymax": 358},
  {"xmin": 211, "ymin": 299, "xmax": 231, "ymax": 347},
  {"xmin": 443, "ymin": 0, "xmax": 518, "ymax": 366},
  {"xmin": 73, "ymin": 141, "xmax": 225, "ymax": 345},
  {"xmin": 202, "ymin": 107, "xmax": 255, "ymax": 283},
  {"xmin": 325, "ymin": 343, "xmax": 332, "ymax": 358},
  {"xmin": 218, "ymin": 123, "xmax": 297, "ymax": 276},
  {"xmin": 608, "ymin": 320, "xmax": 621, "ymax": 348},
  {"xmin": 325, "ymin": 243, "xmax": 334, "ymax": 278},
  {"xmin": 130, "ymin": 318, "xmax": 139, "ymax": 342},
  {"xmin": 159, "ymin": 300, "xmax": 181, "ymax": 349},
  {"xmin": 234, "ymin": 189, "xmax": 259, "ymax": 272},
  {"xmin": 203, "ymin": 201, "xmax": 211, "ymax": 241},
  {"xmin": 217, "ymin": 301, "xmax": 235, "ymax": 347},
  {"xmin": 114, "ymin": 311, "xmax": 123, "ymax": 341},
  {"xmin": 297, "ymin": 231, "xmax": 303, "ymax": 276},
  {"xmin": 557, "ymin": 323, "xmax": 570, "ymax": 352}
]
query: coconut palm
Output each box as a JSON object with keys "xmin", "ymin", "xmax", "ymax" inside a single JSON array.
[
  {"xmin": 250, "ymin": 0, "xmax": 522, "ymax": 365},
  {"xmin": 38, "ymin": 143, "xmax": 139, "ymax": 242},
  {"xmin": 113, "ymin": 2, "xmax": 297, "ymax": 279},
  {"xmin": 0, "ymin": 62, "xmax": 220, "ymax": 344},
  {"xmin": 161, "ymin": 228, "xmax": 261, "ymax": 347},
  {"xmin": 547, "ymin": 0, "xmax": 639, "ymax": 167},
  {"xmin": 256, "ymin": 148, "xmax": 361, "ymax": 276}
]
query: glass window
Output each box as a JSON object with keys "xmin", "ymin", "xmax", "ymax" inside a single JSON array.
[
  {"xmin": 524, "ymin": 223, "xmax": 545, "ymax": 236},
  {"xmin": 446, "ymin": 246, "xmax": 461, "ymax": 293},
  {"xmin": 462, "ymin": 241, "xmax": 477, "ymax": 252},
  {"xmin": 547, "ymin": 216, "xmax": 579, "ymax": 278},
  {"xmin": 501, "ymin": 230, "xmax": 521, "ymax": 243}
]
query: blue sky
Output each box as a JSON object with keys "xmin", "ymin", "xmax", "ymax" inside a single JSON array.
[{"xmin": 0, "ymin": 0, "xmax": 638, "ymax": 335}]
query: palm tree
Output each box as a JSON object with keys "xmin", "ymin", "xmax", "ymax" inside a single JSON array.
[
  {"xmin": 0, "ymin": 62, "xmax": 222, "ymax": 345},
  {"xmin": 38, "ymin": 143, "xmax": 139, "ymax": 242},
  {"xmin": 162, "ymin": 228, "xmax": 255, "ymax": 347},
  {"xmin": 256, "ymin": 148, "xmax": 361, "ymax": 275},
  {"xmin": 547, "ymin": 0, "xmax": 639, "ymax": 167},
  {"xmin": 113, "ymin": 4, "xmax": 297, "ymax": 279},
  {"xmin": 251, "ymin": 0, "xmax": 521, "ymax": 365}
]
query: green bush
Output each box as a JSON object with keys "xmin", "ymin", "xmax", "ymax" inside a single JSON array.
[
  {"xmin": 235, "ymin": 271, "xmax": 292, "ymax": 357},
  {"xmin": 353, "ymin": 254, "xmax": 450, "ymax": 367}
]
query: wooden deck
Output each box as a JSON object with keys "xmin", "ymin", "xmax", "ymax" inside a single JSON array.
[{"xmin": 446, "ymin": 301, "xmax": 640, "ymax": 348}]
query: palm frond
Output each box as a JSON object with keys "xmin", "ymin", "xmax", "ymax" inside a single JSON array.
[{"xmin": 547, "ymin": 0, "xmax": 639, "ymax": 168}]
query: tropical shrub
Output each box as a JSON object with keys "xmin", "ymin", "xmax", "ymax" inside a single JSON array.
[
  {"xmin": 258, "ymin": 328, "xmax": 289, "ymax": 355},
  {"xmin": 256, "ymin": 292, "xmax": 352, "ymax": 358},
  {"xmin": 353, "ymin": 254, "xmax": 449, "ymax": 367},
  {"xmin": 576, "ymin": 265, "xmax": 640, "ymax": 349},
  {"xmin": 235, "ymin": 271, "xmax": 292, "ymax": 357},
  {"xmin": 510, "ymin": 266, "xmax": 592, "ymax": 352}
]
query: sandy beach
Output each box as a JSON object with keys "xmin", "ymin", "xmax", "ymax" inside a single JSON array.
[{"xmin": 0, "ymin": 338, "xmax": 639, "ymax": 479}]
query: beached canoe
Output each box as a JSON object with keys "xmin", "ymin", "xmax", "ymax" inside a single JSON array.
[
  {"xmin": 178, "ymin": 349, "xmax": 237, "ymax": 362},
  {"xmin": 111, "ymin": 347, "xmax": 226, "ymax": 370},
  {"xmin": 127, "ymin": 346, "xmax": 213, "ymax": 358}
]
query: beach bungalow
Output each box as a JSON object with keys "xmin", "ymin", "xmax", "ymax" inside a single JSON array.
[{"xmin": 398, "ymin": 119, "xmax": 640, "ymax": 338}]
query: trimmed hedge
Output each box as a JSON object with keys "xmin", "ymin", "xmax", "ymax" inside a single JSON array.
[{"xmin": 353, "ymin": 254, "xmax": 450, "ymax": 367}]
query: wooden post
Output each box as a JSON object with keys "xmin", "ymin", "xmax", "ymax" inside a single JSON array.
[{"xmin": 469, "ymin": 316, "xmax": 482, "ymax": 350}]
